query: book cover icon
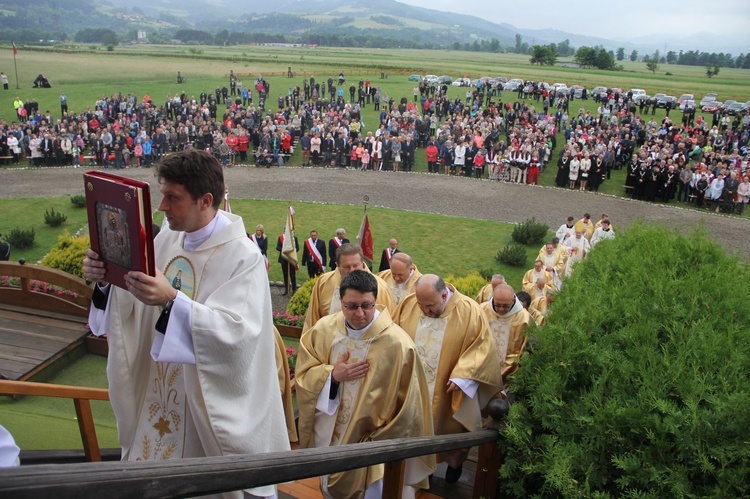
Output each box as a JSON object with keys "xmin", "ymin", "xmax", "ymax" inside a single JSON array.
[{"xmin": 84, "ymin": 171, "xmax": 155, "ymax": 290}]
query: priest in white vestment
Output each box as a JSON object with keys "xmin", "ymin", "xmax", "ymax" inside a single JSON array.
[{"xmin": 84, "ymin": 151, "xmax": 290, "ymax": 499}]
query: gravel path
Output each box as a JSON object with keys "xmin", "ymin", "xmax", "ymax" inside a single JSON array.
[{"xmin": 2, "ymin": 165, "xmax": 748, "ymax": 261}]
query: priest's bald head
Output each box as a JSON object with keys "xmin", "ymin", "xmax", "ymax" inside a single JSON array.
[
  {"xmin": 415, "ymin": 274, "xmax": 449, "ymax": 318},
  {"xmin": 336, "ymin": 243, "xmax": 366, "ymax": 277},
  {"xmin": 389, "ymin": 252, "xmax": 414, "ymax": 285},
  {"xmin": 492, "ymin": 284, "xmax": 516, "ymax": 316}
]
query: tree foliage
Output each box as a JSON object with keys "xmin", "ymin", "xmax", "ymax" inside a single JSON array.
[
  {"xmin": 574, "ymin": 46, "xmax": 616, "ymax": 70},
  {"xmin": 529, "ymin": 45, "xmax": 557, "ymax": 66},
  {"xmin": 646, "ymin": 60, "xmax": 659, "ymax": 73},
  {"xmin": 499, "ymin": 224, "xmax": 750, "ymax": 497},
  {"xmin": 706, "ymin": 64, "xmax": 720, "ymax": 78}
]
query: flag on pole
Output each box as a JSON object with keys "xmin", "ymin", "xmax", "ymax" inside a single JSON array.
[
  {"xmin": 281, "ymin": 206, "xmax": 298, "ymax": 268},
  {"xmin": 12, "ymin": 42, "xmax": 17, "ymax": 56},
  {"xmin": 356, "ymin": 210, "xmax": 374, "ymax": 268},
  {"xmin": 223, "ymin": 189, "xmax": 231, "ymax": 213}
]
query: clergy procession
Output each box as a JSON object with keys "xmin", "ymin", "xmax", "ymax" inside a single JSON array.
[{"xmin": 71, "ymin": 149, "xmax": 617, "ymax": 499}]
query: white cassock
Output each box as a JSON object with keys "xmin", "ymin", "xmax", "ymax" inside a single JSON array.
[
  {"xmin": 563, "ymin": 235, "xmax": 590, "ymax": 277},
  {"xmin": 89, "ymin": 211, "xmax": 290, "ymax": 498}
]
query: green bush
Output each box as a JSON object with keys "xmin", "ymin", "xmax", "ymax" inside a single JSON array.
[
  {"xmin": 511, "ymin": 217, "xmax": 549, "ymax": 246},
  {"xmin": 495, "ymin": 243, "xmax": 527, "ymax": 267},
  {"xmin": 286, "ymin": 274, "xmax": 320, "ymax": 317},
  {"xmin": 445, "ymin": 271, "xmax": 488, "ymax": 298},
  {"xmin": 499, "ymin": 223, "xmax": 750, "ymax": 497},
  {"xmin": 70, "ymin": 195, "xmax": 86, "ymax": 209},
  {"xmin": 6, "ymin": 227, "xmax": 35, "ymax": 249},
  {"xmin": 44, "ymin": 208, "xmax": 67, "ymax": 227},
  {"xmin": 41, "ymin": 232, "xmax": 90, "ymax": 279}
]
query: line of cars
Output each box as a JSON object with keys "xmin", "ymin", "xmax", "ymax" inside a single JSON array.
[{"xmin": 408, "ymin": 74, "xmax": 749, "ymax": 115}]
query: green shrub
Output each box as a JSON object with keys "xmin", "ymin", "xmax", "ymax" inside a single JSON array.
[
  {"xmin": 6, "ymin": 227, "xmax": 35, "ymax": 249},
  {"xmin": 499, "ymin": 223, "xmax": 750, "ymax": 497},
  {"xmin": 44, "ymin": 208, "xmax": 67, "ymax": 227},
  {"xmin": 41, "ymin": 232, "xmax": 90, "ymax": 279},
  {"xmin": 70, "ymin": 195, "xmax": 86, "ymax": 209},
  {"xmin": 445, "ymin": 271, "xmax": 488, "ymax": 298},
  {"xmin": 495, "ymin": 243, "xmax": 527, "ymax": 267},
  {"xmin": 511, "ymin": 217, "xmax": 549, "ymax": 245},
  {"xmin": 286, "ymin": 275, "xmax": 320, "ymax": 317}
]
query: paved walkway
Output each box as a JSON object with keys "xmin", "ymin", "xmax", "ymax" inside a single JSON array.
[{"xmin": 2, "ymin": 165, "xmax": 747, "ymax": 258}]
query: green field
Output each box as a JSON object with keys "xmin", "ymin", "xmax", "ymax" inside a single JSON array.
[{"xmin": 2, "ymin": 44, "xmax": 749, "ymax": 123}]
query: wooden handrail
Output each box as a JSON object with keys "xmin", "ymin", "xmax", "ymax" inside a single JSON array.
[
  {"xmin": 0, "ymin": 431, "xmax": 499, "ymax": 499},
  {"xmin": 0, "ymin": 380, "xmax": 109, "ymax": 462}
]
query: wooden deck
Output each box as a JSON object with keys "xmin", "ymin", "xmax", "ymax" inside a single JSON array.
[{"xmin": 0, "ymin": 262, "xmax": 93, "ymax": 381}]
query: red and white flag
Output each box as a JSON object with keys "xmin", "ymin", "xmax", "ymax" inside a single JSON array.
[
  {"xmin": 12, "ymin": 42, "xmax": 17, "ymax": 56},
  {"xmin": 356, "ymin": 211, "xmax": 374, "ymax": 268}
]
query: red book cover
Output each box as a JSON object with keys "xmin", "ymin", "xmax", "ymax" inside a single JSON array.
[{"xmin": 83, "ymin": 171, "xmax": 155, "ymax": 290}]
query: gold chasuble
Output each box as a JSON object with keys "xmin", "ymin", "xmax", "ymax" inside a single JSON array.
[
  {"xmin": 296, "ymin": 308, "xmax": 435, "ymax": 498},
  {"xmin": 303, "ymin": 269, "xmax": 395, "ymax": 333},
  {"xmin": 479, "ymin": 298, "xmax": 531, "ymax": 384},
  {"xmin": 377, "ymin": 265, "xmax": 422, "ymax": 304},
  {"xmin": 393, "ymin": 285, "xmax": 502, "ymax": 441},
  {"xmin": 274, "ymin": 326, "xmax": 298, "ymax": 443},
  {"xmin": 474, "ymin": 283, "xmax": 493, "ymax": 304}
]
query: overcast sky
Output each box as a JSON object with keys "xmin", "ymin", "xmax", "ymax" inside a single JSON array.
[{"xmin": 398, "ymin": 0, "xmax": 750, "ymax": 41}]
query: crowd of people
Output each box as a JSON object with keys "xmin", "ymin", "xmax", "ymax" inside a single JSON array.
[{"xmin": 2, "ymin": 72, "xmax": 749, "ymax": 213}]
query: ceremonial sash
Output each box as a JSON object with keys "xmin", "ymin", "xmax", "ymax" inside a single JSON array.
[
  {"xmin": 305, "ymin": 238, "xmax": 324, "ymax": 268},
  {"xmin": 385, "ymin": 248, "xmax": 393, "ymax": 264}
]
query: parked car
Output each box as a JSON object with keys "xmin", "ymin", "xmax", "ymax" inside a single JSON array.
[
  {"xmin": 703, "ymin": 101, "xmax": 724, "ymax": 113},
  {"xmin": 742, "ymin": 101, "xmax": 750, "ymax": 114},
  {"xmin": 451, "ymin": 77, "xmax": 471, "ymax": 87},
  {"xmin": 700, "ymin": 94, "xmax": 718, "ymax": 109},
  {"xmin": 570, "ymin": 85, "xmax": 585, "ymax": 98},
  {"xmin": 725, "ymin": 101, "xmax": 744, "ymax": 115},
  {"xmin": 678, "ymin": 93, "xmax": 694, "ymax": 106},
  {"xmin": 552, "ymin": 83, "xmax": 569, "ymax": 96},
  {"xmin": 437, "ymin": 75, "xmax": 453, "ymax": 85},
  {"xmin": 653, "ymin": 93, "xmax": 670, "ymax": 108},
  {"xmin": 424, "ymin": 74, "xmax": 439, "ymax": 84},
  {"xmin": 592, "ymin": 86, "xmax": 608, "ymax": 99},
  {"xmin": 630, "ymin": 88, "xmax": 647, "ymax": 101},
  {"xmin": 504, "ymin": 78, "xmax": 524, "ymax": 91},
  {"xmin": 407, "ymin": 74, "xmax": 421, "ymax": 82},
  {"xmin": 680, "ymin": 99, "xmax": 696, "ymax": 112}
]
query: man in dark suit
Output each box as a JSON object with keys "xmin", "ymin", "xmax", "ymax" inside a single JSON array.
[
  {"xmin": 378, "ymin": 238, "xmax": 400, "ymax": 272},
  {"xmin": 276, "ymin": 232, "xmax": 299, "ymax": 295},
  {"xmin": 328, "ymin": 228, "xmax": 349, "ymax": 271},
  {"xmin": 301, "ymin": 230, "xmax": 327, "ymax": 278}
]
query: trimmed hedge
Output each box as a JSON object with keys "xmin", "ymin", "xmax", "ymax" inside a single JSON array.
[
  {"xmin": 495, "ymin": 243, "xmax": 527, "ymax": 267},
  {"xmin": 286, "ymin": 274, "xmax": 320, "ymax": 317},
  {"xmin": 445, "ymin": 271, "xmax": 488, "ymax": 299},
  {"xmin": 499, "ymin": 223, "xmax": 750, "ymax": 497},
  {"xmin": 41, "ymin": 232, "xmax": 89, "ymax": 279}
]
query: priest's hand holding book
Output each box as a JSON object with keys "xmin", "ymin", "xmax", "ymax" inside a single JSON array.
[{"xmin": 84, "ymin": 248, "xmax": 176, "ymax": 307}]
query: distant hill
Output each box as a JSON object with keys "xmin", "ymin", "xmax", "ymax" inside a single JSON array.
[{"xmin": 0, "ymin": 0, "xmax": 744, "ymax": 54}]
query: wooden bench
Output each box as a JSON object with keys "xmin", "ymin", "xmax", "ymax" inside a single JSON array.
[
  {"xmin": 0, "ymin": 262, "xmax": 93, "ymax": 381},
  {"xmin": 0, "ymin": 155, "xmax": 13, "ymax": 166}
]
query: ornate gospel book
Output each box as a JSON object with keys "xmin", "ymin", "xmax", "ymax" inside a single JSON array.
[{"xmin": 84, "ymin": 171, "xmax": 155, "ymax": 290}]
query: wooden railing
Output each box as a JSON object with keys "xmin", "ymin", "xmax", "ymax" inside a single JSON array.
[
  {"xmin": 0, "ymin": 378, "xmax": 508, "ymax": 498},
  {"xmin": 0, "ymin": 430, "xmax": 502, "ymax": 499},
  {"xmin": 0, "ymin": 380, "xmax": 109, "ymax": 462}
]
